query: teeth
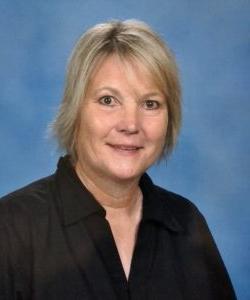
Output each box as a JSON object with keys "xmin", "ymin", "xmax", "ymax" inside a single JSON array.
[
  {"xmin": 112, "ymin": 145, "xmax": 139, "ymax": 150},
  {"xmin": 117, "ymin": 146, "xmax": 137, "ymax": 150}
]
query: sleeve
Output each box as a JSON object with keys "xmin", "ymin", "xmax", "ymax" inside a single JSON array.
[
  {"xmin": 0, "ymin": 200, "xmax": 32, "ymax": 300},
  {"xmin": 186, "ymin": 203, "xmax": 237, "ymax": 299},
  {"xmin": 0, "ymin": 203, "xmax": 14, "ymax": 299}
]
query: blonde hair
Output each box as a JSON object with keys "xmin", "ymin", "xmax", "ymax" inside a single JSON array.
[{"xmin": 52, "ymin": 19, "xmax": 181, "ymax": 162}]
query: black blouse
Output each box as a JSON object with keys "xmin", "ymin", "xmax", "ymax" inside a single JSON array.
[{"xmin": 0, "ymin": 156, "xmax": 236, "ymax": 299}]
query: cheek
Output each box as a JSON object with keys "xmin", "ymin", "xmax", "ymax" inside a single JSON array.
[
  {"xmin": 78, "ymin": 114, "xmax": 112, "ymax": 144},
  {"xmin": 75, "ymin": 115, "xmax": 94, "ymax": 152},
  {"xmin": 144, "ymin": 117, "xmax": 168, "ymax": 144}
]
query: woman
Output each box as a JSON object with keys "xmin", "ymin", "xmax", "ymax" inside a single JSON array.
[{"xmin": 0, "ymin": 20, "xmax": 236, "ymax": 299}]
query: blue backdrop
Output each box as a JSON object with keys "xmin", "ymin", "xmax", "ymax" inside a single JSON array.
[{"xmin": 0, "ymin": 1, "xmax": 249, "ymax": 299}]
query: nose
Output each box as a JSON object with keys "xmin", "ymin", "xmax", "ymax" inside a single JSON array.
[{"xmin": 116, "ymin": 104, "xmax": 140, "ymax": 135}]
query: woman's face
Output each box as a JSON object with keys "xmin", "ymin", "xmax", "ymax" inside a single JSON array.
[{"xmin": 75, "ymin": 55, "xmax": 168, "ymax": 183}]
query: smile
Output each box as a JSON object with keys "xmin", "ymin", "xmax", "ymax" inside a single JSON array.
[{"xmin": 107, "ymin": 143, "xmax": 143, "ymax": 152}]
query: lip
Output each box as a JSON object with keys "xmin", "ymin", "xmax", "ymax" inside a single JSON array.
[{"xmin": 106, "ymin": 143, "xmax": 143, "ymax": 152}]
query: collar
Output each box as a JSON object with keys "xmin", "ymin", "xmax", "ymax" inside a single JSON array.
[
  {"xmin": 55, "ymin": 156, "xmax": 183, "ymax": 232},
  {"xmin": 139, "ymin": 173, "xmax": 183, "ymax": 232},
  {"xmin": 55, "ymin": 156, "xmax": 105, "ymax": 226}
]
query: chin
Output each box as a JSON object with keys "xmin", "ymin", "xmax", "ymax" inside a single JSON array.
[{"xmin": 108, "ymin": 166, "xmax": 144, "ymax": 182}]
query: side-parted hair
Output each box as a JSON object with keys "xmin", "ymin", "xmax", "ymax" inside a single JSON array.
[{"xmin": 52, "ymin": 19, "xmax": 181, "ymax": 162}]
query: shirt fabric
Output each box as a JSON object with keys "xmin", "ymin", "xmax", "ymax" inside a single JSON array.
[{"xmin": 0, "ymin": 156, "xmax": 236, "ymax": 299}]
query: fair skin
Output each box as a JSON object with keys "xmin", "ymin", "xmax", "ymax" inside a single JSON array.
[{"xmin": 75, "ymin": 54, "xmax": 168, "ymax": 279}]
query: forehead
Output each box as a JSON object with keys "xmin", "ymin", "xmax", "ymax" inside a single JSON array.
[{"xmin": 87, "ymin": 54, "xmax": 163, "ymax": 94}]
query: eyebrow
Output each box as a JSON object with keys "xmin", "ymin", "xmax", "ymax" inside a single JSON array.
[
  {"xmin": 94, "ymin": 87, "xmax": 122, "ymax": 98},
  {"xmin": 94, "ymin": 87, "xmax": 164, "ymax": 100}
]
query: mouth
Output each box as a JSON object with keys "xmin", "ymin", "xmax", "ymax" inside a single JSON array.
[{"xmin": 107, "ymin": 143, "xmax": 143, "ymax": 152}]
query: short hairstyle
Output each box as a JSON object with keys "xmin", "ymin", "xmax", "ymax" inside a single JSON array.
[{"xmin": 52, "ymin": 19, "xmax": 181, "ymax": 162}]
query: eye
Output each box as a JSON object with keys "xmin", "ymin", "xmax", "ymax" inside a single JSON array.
[
  {"xmin": 99, "ymin": 96, "xmax": 116, "ymax": 106},
  {"xmin": 143, "ymin": 100, "xmax": 160, "ymax": 110}
]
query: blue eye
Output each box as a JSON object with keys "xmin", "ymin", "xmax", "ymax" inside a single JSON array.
[{"xmin": 143, "ymin": 100, "xmax": 160, "ymax": 110}]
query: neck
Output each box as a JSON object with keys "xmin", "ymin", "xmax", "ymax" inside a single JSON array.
[{"xmin": 75, "ymin": 162, "xmax": 142, "ymax": 217}]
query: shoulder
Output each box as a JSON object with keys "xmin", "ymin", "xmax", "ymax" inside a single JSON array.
[
  {"xmin": 0, "ymin": 174, "xmax": 55, "ymax": 206},
  {"xmin": 150, "ymin": 183, "xmax": 221, "ymax": 259},
  {"xmin": 152, "ymin": 183, "xmax": 208, "ymax": 232},
  {"xmin": 141, "ymin": 173, "xmax": 208, "ymax": 234},
  {"xmin": 0, "ymin": 175, "xmax": 56, "ymax": 230},
  {"xmin": 151, "ymin": 184, "xmax": 236, "ymax": 299},
  {"xmin": 156, "ymin": 184, "xmax": 201, "ymax": 214}
]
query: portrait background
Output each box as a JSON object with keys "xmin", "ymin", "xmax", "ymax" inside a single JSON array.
[{"xmin": 0, "ymin": 1, "xmax": 249, "ymax": 299}]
